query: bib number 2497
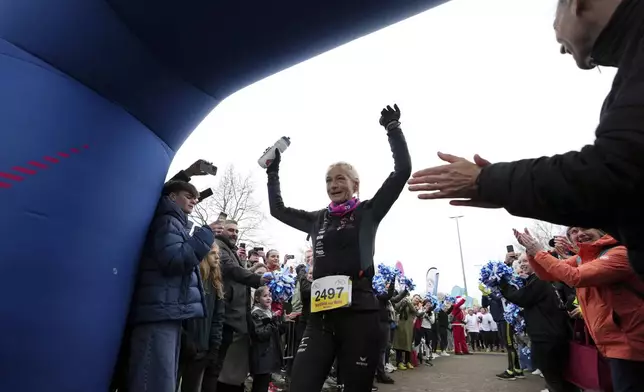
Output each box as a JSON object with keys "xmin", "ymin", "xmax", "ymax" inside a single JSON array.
[{"xmin": 311, "ymin": 275, "xmax": 352, "ymax": 313}]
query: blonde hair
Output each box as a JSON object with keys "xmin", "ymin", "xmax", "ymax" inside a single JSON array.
[
  {"xmin": 327, "ymin": 162, "xmax": 360, "ymax": 197},
  {"xmin": 201, "ymin": 244, "xmax": 224, "ymax": 299}
]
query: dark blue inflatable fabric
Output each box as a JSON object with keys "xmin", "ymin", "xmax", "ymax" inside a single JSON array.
[{"xmin": 0, "ymin": 0, "xmax": 446, "ymax": 390}]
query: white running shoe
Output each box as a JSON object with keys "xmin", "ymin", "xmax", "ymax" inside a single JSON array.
[
  {"xmin": 532, "ymin": 369, "xmax": 542, "ymax": 376},
  {"xmin": 384, "ymin": 363, "xmax": 396, "ymax": 373},
  {"xmin": 441, "ymin": 352, "xmax": 450, "ymax": 357}
]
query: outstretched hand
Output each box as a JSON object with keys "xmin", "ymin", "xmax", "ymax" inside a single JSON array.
[
  {"xmin": 266, "ymin": 149, "xmax": 281, "ymax": 174},
  {"xmin": 185, "ymin": 159, "xmax": 210, "ymax": 177},
  {"xmin": 407, "ymin": 152, "xmax": 499, "ymax": 208},
  {"xmin": 379, "ymin": 104, "xmax": 401, "ymax": 131},
  {"xmin": 513, "ymin": 228, "xmax": 544, "ymax": 257}
]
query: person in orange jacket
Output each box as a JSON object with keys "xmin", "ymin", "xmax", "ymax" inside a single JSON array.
[{"xmin": 515, "ymin": 227, "xmax": 644, "ymax": 392}]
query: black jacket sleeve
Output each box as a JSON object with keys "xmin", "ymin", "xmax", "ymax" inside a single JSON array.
[
  {"xmin": 481, "ymin": 295, "xmax": 490, "ymax": 308},
  {"xmin": 169, "ymin": 170, "xmax": 191, "ymax": 182},
  {"xmin": 251, "ymin": 311, "xmax": 277, "ymax": 342},
  {"xmin": 365, "ymin": 128, "xmax": 412, "ymax": 223},
  {"xmin": 300, "ymin": 276, "xmax": 312, "ymax": 303},
  {"xmin": 499, "ymin": 278, "xmax": 548, "ymax": 309},
  {"xmin": 476, "ymin": 56, "xmax": 644, "ymax": 230},
  {"xmin": 267, "ymin": 171, "xmax": 320, "ymax": 233},
  {"xmin": 219, "ymin": 247, "xmax": 262, "ymax": 288},
  {"xmin": 151, "ymin": 216, "xmax": 214, "ymax": 276},
  {"xmin": 390, "ymin": 289, "xmax": 408, "ymax": 305},
  {"xmin": 209, "ymin": 295, "xmax": 225, "ymax": 350}
]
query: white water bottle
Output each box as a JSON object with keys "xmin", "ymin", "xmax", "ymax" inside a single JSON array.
[{"xmin": 258, "ymin": 136, "xmax": 291, "ymax": 169}]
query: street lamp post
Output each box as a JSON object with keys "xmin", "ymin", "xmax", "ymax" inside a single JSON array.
[{"xmin": 449, "ymin": 215, "xmax": 468, "ymax": 296}]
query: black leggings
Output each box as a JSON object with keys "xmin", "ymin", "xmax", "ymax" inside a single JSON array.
[
  {"xmin": 497, "ymin": 320, "xmax": 521, "ymax": 372},
  {"xmin": 251, "ymin": 374, "xmax": 271, "ymax": 392},
  {"xmin": 531, "ymin": 341, "xmax": 577, "ymax": 392},
  {"xmin": 289, "ymin": 309, "xmax": 380, "ymax": 392},
  {"xmin": 468, "ymin": 332, "xmax": 480, "ymax": 350},
  {"xmin": 395, "ymin": 350, "xmax": 411, "ymax": 364},
  {"xmin": 413, "ymin": 327, "xmax": 435, "ymax": 357},
  {"xmin": 438, "ymin": 328, "xmax": 448, "ymax": 351}
]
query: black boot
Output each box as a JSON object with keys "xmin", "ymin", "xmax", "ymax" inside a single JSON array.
[{"xmin": 375, "ymin": 373, "xmax": 395, "ymax": 384}]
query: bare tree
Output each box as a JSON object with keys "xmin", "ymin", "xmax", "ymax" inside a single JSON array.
[
  {"xmin": 528, "ymin": 220, "xmax": 566, "ymax": 247},
  {"xmin": 193, "ymin": 164, "xmax": 266, "ymax": 244},
  {"xmin": 511, "ymin": 219, "xmax": 566, "ymax": 251}
]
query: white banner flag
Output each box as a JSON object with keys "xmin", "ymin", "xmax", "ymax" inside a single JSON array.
[{"xmin": 425, "ymin": 267, "xmax": 439, "ymax": 295}]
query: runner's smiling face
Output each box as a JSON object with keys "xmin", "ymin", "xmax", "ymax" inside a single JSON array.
[{"xmin": 326, "ymin": 165, "xmax": 359, "ymax": 204}]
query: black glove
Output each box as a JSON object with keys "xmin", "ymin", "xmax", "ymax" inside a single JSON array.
[
  {"xmin": 266, "ymin": 149, "xmax": 281, "ymax": 174},
  {"xmin": 379, "ymin": 104, "xmax": 401, "ymax": 131}
]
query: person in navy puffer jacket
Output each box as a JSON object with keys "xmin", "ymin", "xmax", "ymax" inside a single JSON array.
[{"xmin": 127, "ymin": 180, "xmax": 215, "ymax": 392}]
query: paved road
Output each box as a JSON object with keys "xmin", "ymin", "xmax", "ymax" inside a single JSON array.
[{"xmin": 377, "ymin": 353, "xmax": 545, "ymax": 392}]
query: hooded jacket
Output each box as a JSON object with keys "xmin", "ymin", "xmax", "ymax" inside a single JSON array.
[
  {"xmin": 529, "ymin": 235, "xmax": 644, "ymax": 360},
  {"xmin": 130, "ymin": 196, "xmax": 214, "ymax": 324}
]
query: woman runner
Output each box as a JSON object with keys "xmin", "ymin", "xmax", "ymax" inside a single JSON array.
[{"xmin": 265, "ymin": 104, "xmax": 411, "ymax": 392}]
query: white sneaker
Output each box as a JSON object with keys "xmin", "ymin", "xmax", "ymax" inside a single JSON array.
[
  {"xmin": 385, "ymin": 363, "xmax": 396, "ymax": 373},
  {"xmin": 532, "ymin": 369, "xmax": 542, "ymax": 376},
  {"xmin": 431, "ymin": 353, "xmax": 438, "ymax": 359},
  {"xmin": 441, "ymin": 352, "xmax": 450, "ymax": 357},
  {"xmin": 540, "ymin": 389, "xmax": 549, "ymax": 392}
]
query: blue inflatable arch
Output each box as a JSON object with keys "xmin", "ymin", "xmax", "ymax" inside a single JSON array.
[{"xmin": 0, "ymin": 0, "xmax": 447, "ymax": 390}]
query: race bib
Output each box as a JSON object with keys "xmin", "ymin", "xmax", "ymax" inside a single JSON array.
[{"xmin": 311, "ymin": 275, "xmax": 352, "ymax": 313}]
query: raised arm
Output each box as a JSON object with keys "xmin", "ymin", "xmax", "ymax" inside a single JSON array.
[
  {"xmin": 218, "ymin": 245, "xmax": 263, "ymax": 288},
  {"xmin": 532, "ymin": 246, "xmax": 632, "ymax": 288},
  {"xmin": 499, "ymin": 278, "xmax": 547, "ymax": 308},
  {"xmin": 266, "ymin": 150, "xmax": 319, "ymax": 233},
  {"xmin": 151, "ymin": 215, "xmax": 214, "ymax": 276},
  {"xmin": 367, "ymin": 105, "xmax": 412, "ymax": 222}
]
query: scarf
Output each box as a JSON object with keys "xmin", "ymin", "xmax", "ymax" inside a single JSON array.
[
  {"xmin": 328, "ymin": 197, "xmax": 360, "ymax": 216},
  {"xmin": 252, "ymin": 305, "xmax": 272, "ymax": 320}
]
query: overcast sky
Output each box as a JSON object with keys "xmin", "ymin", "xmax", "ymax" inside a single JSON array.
[{"xmin": 167, "ymin": 0, "xmax": 616, "ymax": 295}]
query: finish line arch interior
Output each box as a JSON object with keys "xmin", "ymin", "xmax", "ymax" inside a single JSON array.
[{"xmin": 0, "ymin": 0, "xmax": 448, "ymax": 390}]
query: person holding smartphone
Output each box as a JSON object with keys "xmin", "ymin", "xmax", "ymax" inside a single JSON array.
[{"xmin": 265, "ymin": 104, "xmax": 411, "ymax": 392}]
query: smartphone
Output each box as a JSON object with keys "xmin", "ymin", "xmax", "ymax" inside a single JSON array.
[
  {"xmin": 200, "ymin": 161, "xmax": 218, "ymax": 176},
  {"xmin": 254, "ymin": 247, "xmax": 264, "ymax": 252},
  {"xmin": 286, "ymin": 254, "xmax": 295, "ymax": 260},
  {"xmin": 198, "ymin": 188, "xmax": 213, "ymax": 203},
  {"xmin": 217, "ymin": 212, "xmax": 228, "ymax": 222},
  {"xmin": 506, "ymin": 245, "xmax": 514, "ymax": 253},
  {"xmin": 239, "ymin": 242, "xmax": 246, "ymax": 249}
]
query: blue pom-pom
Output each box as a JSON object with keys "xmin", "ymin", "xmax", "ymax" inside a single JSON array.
[
  {"xmin": 424, "ymin": 293, "xmax": 439, "ymax": 309},
  {"xmin": 520, "ymin": 346, "xmax": 531, "ymax": 358},
  {"xmin": 503, "ymin": 303, "xmax": 525, "ymax": 333},
  {"xmin": 267, "ymin": 271, "xmax": 296, "ymax": 303},
  {"xmin": 377, "ymin": 264, "xmax": 401, "ymax": 283},
  {"xmin": 479, "ymin": 261, "xmax": 514, "ymax": 288},
  {"xmin": 509, "ymin": 275, "xmax": 526, "ymax": 289},
  {"xmin": 402, "ymin": 277, "xmax": 416, "ymax": 291},
  {"xmin": 372, "ymin": 275, "xmax": 387, "ymax": 296}
]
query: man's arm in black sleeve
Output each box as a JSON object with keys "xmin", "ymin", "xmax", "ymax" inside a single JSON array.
[{"xmin": 477, "ymin": 61, "xmax": 644, "ymax": 230}]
